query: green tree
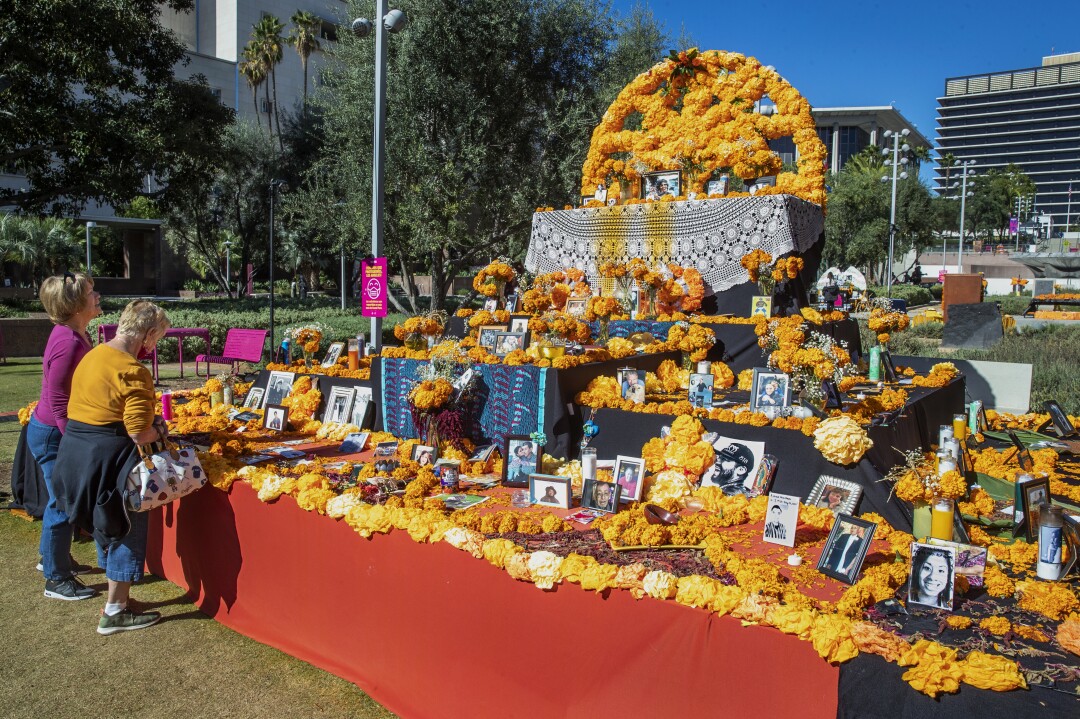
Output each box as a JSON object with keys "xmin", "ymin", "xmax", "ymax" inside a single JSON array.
[
  {"xmin": 0, "ymin": 0, "xmax": 233, "ymax": 214},
  {"xmin": 966, "ymin": 165, "xmax": 1036, "ymax": 245},
  {"xmin": 0, "ymin": 215, "xmax": 83, "ymax": 285},
  {"xmin": 306, "ymin": 0, "xmax": 663, "ymax": 312},
  {"xmin": 289, "ymin": 11, "xmax": 322, "ymax": 103},
  {"xmin": 241, "ymin": 42, "xmax": 269, "ymax": 134},
  {"xmin": 252, "ymin": 15, "xmax": 287, "ymax": 146}
]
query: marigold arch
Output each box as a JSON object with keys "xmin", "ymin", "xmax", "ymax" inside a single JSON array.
[{"xmin": 581, "ymin": 49, "xmax": 827, "ymax": 207}]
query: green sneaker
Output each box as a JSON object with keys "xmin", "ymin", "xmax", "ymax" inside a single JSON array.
[{"xmin": 97, "ymin": 608, "xmax": 161, "ymax": 635}]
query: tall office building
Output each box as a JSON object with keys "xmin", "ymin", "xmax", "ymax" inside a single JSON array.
[
  {"xmin": 935, "ymin": 53, "xmax": 1080, "ymax": 230},
  {"xmin": 160, "ymin": 0, "xmax": 342, "ymax": 126}
]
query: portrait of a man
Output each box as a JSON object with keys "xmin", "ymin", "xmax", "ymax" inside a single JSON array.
[
  {"xmin": 764, "ymin": 504, "xmax": 787, "ymax": 541},
  {"xmin": 702, "ymin": 441, "xmax": 759, "ymax": 494},
  {"xmin": 583, "ymin": 479, "xmax": 619, "ymax": 513}
]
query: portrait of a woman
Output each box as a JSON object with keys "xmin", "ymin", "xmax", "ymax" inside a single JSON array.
[{"xmin": 908, "ymin": 545, "xmax": 954, "ymax": 609}]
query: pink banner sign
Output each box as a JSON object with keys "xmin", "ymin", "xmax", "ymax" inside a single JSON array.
[{"xmin": 361, "ymin": 257, "xmax": 388, "ymax": 318}]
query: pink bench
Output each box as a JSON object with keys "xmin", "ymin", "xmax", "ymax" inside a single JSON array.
[{"xmin": 195, "ymin": 328, "xmax": 268, "ymax": 377}]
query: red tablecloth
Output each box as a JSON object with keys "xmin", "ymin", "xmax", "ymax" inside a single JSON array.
[{"xmin": 146, "ymin": 483, "xmax": 839, "ymax": 718}]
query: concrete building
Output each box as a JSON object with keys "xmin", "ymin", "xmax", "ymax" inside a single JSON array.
[
  {"xmin": 160, "ymin": 0, "xmax": 342, "ymax": 127},
  {"xmin": 935, "ymin": 52, "xmax": 1080, "ymax": 231},
  {"xmin": 764, "ymin": 106, "xmax": 931, "ymax": 173}
]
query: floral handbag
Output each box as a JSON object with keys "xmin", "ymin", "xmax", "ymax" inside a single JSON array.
[{"xmin": 124, "ymin": 441, "xmax": 207, "ymax": 512}]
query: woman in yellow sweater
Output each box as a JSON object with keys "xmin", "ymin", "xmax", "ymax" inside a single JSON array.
[{"xmin": 53, "ymin": 300, "xmax": 170, "ymax": 635}]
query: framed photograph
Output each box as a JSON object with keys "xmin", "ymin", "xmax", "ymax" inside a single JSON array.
[
  {"xmin": 701, "ymin": 436, "xmax": 765, "ymax": 494},
  {"xmin": 477, "ymin": 324, "xmax": 507, "ymax": 351},
  {"xmin": 262, "ymin": 404, "xmax": 288, "ymax": 433},
  {"xmin": 581, "ymin": 479, "xmax": 621, "ymax": 514},
  {"xmin": 881, "ymin": 348, "xmax": 898, "ymax": 383},
  {"xmin": 243, "ymin": 387, "xmax": 265, "ymax": 409},
  {"xmin": 565, "ymin": 298, "xmax": 588, "ymax": 318},
  {"xmin": 1044, "ymin": 400, "xmax": 1076, "ymax": 437},
  {"xmin": 483, "ymin": 298, "xmax": 498, "ymax": 312},
  {"xmin": 509, "ymin": 315, "xmax": 530, "ymax": 335},
  {"xmin": 410, "ymin": 444, "xmax": 438, "ymax": 468},
  {"xmin": 817, "ymin": 514, "xmax": 878, "ymax": 584},
  {"xmin": 1008, "ymin": 430, "xmax": 1036, "ymax": 473},
  {"xmin": 321, "ymin": 342, "xmax": 345, "ymax": 368},
  {"xmin": 706, "ymin": 176, "xmax": 729, "ymax": 196},
  {"xmin": 593, "ymin": 183, "xmax": 608, "ymax": 203},
  {"xmin": 907, "ymin": 542, "xmax": 956, "ymax": 610},
  {"xmin": 822, "ymin": 379, "xmax": 844, "ymax": 409},
  {"xmin": 689, "ymin": 372, "xmax": 714, "ymax": 409},
  {"xmin": 503, "ymin": 435, "xmax": 541, "ymax": 487},
  {"xmin": 613, "ymin": 455, "xmax": 645, "ymax": 503},
  {"xmin": 493, "ymin": 332, "xmax": 528, "ymax": 357},
  {"xmin": 749, "ymin": 368, "xmax": 792, "ymax": 412},
  {"xmin": 339, "ymin": 431, "xmax": 370, "ymax": 454},
  {"xmin": 322, "ymin": 386, "xmax": 355, "ymax": 425},
  {"xmin": 618, "ymin": 366, "xmax": 645, "ymax": 404},
  {"xmin": 746, "ymin": 453, "xmax": 779, "ymax": 498},
  {"xmin": 807, "ymin": 475, "xmax": 862, "ymax": 516},
  {"xmin": 374, "ymin": 440, "xmax": 399, "ymax": 457},
  {"xmin": 469, "ymin": 443, "xmax": 496, "ymax": 463},
  {"xmin": 750, "ymin": 295, "xmax": 772, "ymax": 318},
  {"xmin": 505, "ymin": 293, "xmax": 520, "ymax": 313},
  {"xmin": 350, "ymin": 386, "xmax": 374, "ymax": 429},
  {"xmin": 529, "ymin": 474, "xmax": 571, "ymax": 509},
  {"xmin": 1018, "ymin": 474, "xmax": 1052, "ymax": 541},
  {"xmin": 762, "ymin": 492, "xmax": 800, "ymax": 548},
  {"xmin": 581, "ymin": 195, "xmax": 594, "ymax": 206},
  {"xmin": 641, "ymin": 170, "xmax": 681, "ymax": 200},
  {"xmin": 927, "ymin": 538, "xmax": 987, "ymax": 588},
  {"xmin": 263, "ymin": 371, "xmax": 296, "ymax": 409},
  {"xmin": 453, "ymin": 368, "xmax": 476, "ymax": 397}
]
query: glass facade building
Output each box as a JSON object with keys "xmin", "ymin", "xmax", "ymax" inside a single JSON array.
[{"xmin": 936, "ymin": 54, "xmax": 1080, "ymax": 230}]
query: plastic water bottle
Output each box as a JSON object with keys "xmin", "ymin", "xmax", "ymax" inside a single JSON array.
[
  {"xmin": 281, "ymin": 337, "xmax": 291, "ymax": 364},
  {"xmin": 868, "ymin": 345, "xmax": 882, "ymax": 382}
]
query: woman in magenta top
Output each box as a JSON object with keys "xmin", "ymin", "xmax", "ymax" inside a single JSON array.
[{"xmin": 27, "ymin": 271, "xmax": 100, "ymax": 601}]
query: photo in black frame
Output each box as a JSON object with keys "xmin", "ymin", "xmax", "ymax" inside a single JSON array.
[
  {"xmin": 1044, "ymin": 400, "xmax": 1076, "ymax": 438},
  {"xmin": 822, "ymin": 379, "xmax": 844, "ymax": 409},
  {"xmin": 816, "ymin": 513, "xmax": 878, "ymax": 585}
]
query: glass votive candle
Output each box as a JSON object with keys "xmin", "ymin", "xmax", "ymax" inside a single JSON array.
[
  {"xmin": 939, "ymin": 424, "xmax": 954, "ymax": 447},
  {"xmin": 930, "ymin": 497, "xmax": 954, "ymax": 540},
  {"xmin": 953, "ymin": 414, "xmax": 967, "ymax": 442},
  {"xmin": 511, "ymin": 489, "xmax": 531, "ymax": 508},
  {"xmin": 347, "ymin": 338, "xmax": 360, "ymax": 371},
  {"xmin": 937, "ymin": 453, "xmax": 957, "ymax": 476},
  {"xmin": 696, "ymin": 361, "xmax": 711, "ymax": 375},
  {"xmin": 581, "ymin": 447, "xmax": 597, "ymax": 482}
]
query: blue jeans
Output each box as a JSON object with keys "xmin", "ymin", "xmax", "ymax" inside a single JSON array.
[
  {"xmin": 96, "ymin": 509, "xmax": 147, "ymax": 583},
  {"xmin": 26, "ymin": 416, "xmax": 73, "ymax": 580}
]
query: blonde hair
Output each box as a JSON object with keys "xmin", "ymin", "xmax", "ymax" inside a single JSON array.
[
  {"xmin": 117, "ymin": 300, "xmax": 171, "ymax": 342},
  {"xmin": 39, "ymin": 272, "xmax": 94, "ymax": 324}
]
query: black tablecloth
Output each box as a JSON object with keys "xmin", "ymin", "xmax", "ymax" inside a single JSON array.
[
  {"xmin": 586, "ymin": 378, "xmax": 965, "ymax": 531},
  {"xmin": 9, "ymin": 423, "xmax": 47, "ymax": 518},
  {"xmin": 838, "ymin": 653, "xmax": 1079, "ymax": 719},
  {"xmin": 252, "ymin": 370, "xmax": 378, "ymax": 430}
]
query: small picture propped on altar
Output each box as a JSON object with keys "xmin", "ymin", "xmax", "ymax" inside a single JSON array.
[
  {"xmin": 263, "ymin": 404, "xmax": 288, "ymax": 432},
  {"xmin": 707, "ymin": 176, "xmax": 729, "ymax": 196},
  {"xmin": 926, "ymin": 538, "xmax": 987, "ymax": 588},
  {"xmin": 642, "ymin": 170, "xmax": 680, "ymax": 200},
  {"xmin": 689, "ymin": 372, "xmax": 714, "ymax": 409},
  {"xmin": 478, "ymin": 325, "xmax": 507, "ymax": 351},
  {"xmin": 750, "ymin": 295, "xmax": 772, "ymax": 318},
  {"xmin": 806, "ymin": 475, "xmax": 862, "ymax": 516},
  {"xmin": 817, "ymin": 514, "xmax": 878, "ymax": 585},
  {"xmin": 618, "ymin": 367, "xmax": 646, "ymax": 404},
  {"xmin": 762, "ymin": 492, "xmax": 800, "ymax": 548},
  {"xmin": 322, "ymin": 386, "xmax": 355, "ymax": 425},
  {"xmin": 749, "ymin": 369, "xmax": 791, "ymax": 412},
  {"xmin": 321, "ymin": 342, "xmax": 345, "ymax": 368},
  {"xmin": 594, "ymin": 183, "xmax": 608, "ymax": 203},
  {"xmin": 581, "ymin": 479, "xmax": 620, "ymax": 514},
  {"xmin": 351, "ymin": 387, "xmax": 373, "ymax": 429},
  {"xmin": 483, "ymin": 298, "xmax": 498, "ymax": 312},
  {"xmin": 530, "ymin": 474, "xmax": 571, "ymax": 509},
  {"xmin": 493, "ymin": 332, "xmax": 528, "ymax": 357},
  {"xmin": 243, "ymin": 387, "xmax": 264, "ymax": 409},
  {"xmin": 701, "ymin": 437, "xmax": 765, "ymax": 494},
  {"xmin": 613, "ymin": 455, "xmax": 645, "ymax": 503},
  {"xmin": 503, "ymin": 435, "xmax": 541, "ymax": 487},
  {"xmin": 263, "ymin": 371, "xmax": 295, "ymax": 409},
  {"xmin": 907, "ymin": 542, "xmax": 956, "ymax": 610},
  {"xmin": 509, "ymin": 315, "xmax": 530, "ymax": 334},
  {"xmin": 505, "ymin": 293, "xmax": 520, "ymax": 313},
  {"xmin": 374, "ymin": 441, "xmax": 399, "ymax": 457},
  {"xmin": 565, "ymin": 298, "xmax": 588, "ymax": 318},
  {"xmin": 411, "ymin": 444, "xmax": 438, "ymax": 468},
  {"xmin": 469, "ymin": 444, "xmax": 496, "ymax": 463}
]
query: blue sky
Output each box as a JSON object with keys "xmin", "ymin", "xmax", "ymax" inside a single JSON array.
[{"xmin": 610, "ymin": 0, "xmax": 1080, "ymax": 176}]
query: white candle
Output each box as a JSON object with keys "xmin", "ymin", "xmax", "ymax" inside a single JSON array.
[
  {"xmin": 697, "ymin": 361, "xmax": 711, "ymax": 375},
  {"xmin": 787, "ymin": 554, "xmax": 803, "ymax": 566},
  {"xmin": 581, "ymin": 448, "xmax": 597, "ymax": 482}
]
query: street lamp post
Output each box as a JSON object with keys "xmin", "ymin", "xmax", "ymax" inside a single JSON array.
[
  {"xmin": 84, "ymin": 221, "xmax": 97, "ymax": 273},
  {"xmin": 223, "ymin": 240, "xmax": 232, "ymax": 296},
  {"xmin": 955, "ymin": 160, "xmax": 976, "ymax": 271},
  {"xmin": 268, "ymin": 179, "xmax": 288, "ymax": 360},
  {"xmin": 880, "ymin": 129, "xmax": 910, "ymax": 297},
  {"xmin": 353, "ymin": 4, "xmax": 408, "ymax": 352}
]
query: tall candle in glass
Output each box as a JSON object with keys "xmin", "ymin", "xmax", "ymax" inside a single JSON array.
[
  {"xmin": 581, "ymin": 447, "xmax": 597, "ymax": 482},
  {"xmin": 161, "ymin": 390, "xmax": 173, "ymax": 421},
  {"xmin": 347, "ymin": 338, "xmax": 360, "ymax": 371},
  {"xmin": 953, "ymin": 414, "xmax": 967, "ymax": 442},
  {"xmin": 938, "ymin": 425, "xmax": 953, "ymax": 447},
  {"xmin": 930, "ymin": 497, "xmax": 954, "ymax": 540}
]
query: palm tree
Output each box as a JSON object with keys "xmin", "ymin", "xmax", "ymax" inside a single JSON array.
[
  {"xmin": 289, "ymin": 11, "xmax": 322, "ymax": 103},
  {"xmin": 252, "ymin": 15, "xmax": 286, "ymax": 146},
  {"xmin": 240, "ymin": 42, "xmax": 268, "ymax": 133}
]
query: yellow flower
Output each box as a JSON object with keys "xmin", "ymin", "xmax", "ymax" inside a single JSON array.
[
  {"xmin": 961, "ymin": 651, "xmax": 1026, "ymax": 691},
  {"xmin": 813, "ymin": 415, "xmax": 873, "ymax": 465}
]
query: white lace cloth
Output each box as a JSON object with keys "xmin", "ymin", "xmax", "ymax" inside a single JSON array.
[{"xmin": 525, "ymin": 195, "xmax": 824, "ymax": 292}]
